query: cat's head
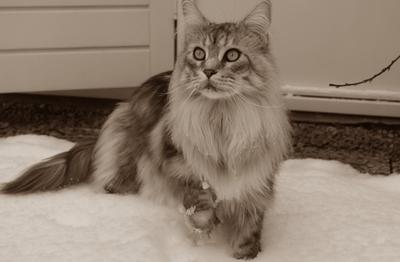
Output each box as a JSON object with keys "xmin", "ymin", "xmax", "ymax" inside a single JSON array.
[{"xmin": 173, "ymin": 0, "xmax": 277, "ymax": 101}]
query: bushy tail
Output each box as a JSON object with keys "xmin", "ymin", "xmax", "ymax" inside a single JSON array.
[{"xmin": 2, "ymin": 140, "xmax": 95, "ymax": 194}]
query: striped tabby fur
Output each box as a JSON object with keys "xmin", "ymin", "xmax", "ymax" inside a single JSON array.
[{"xmin": 2, "ymin": 1, "xmax": 291, "ymax": 259}]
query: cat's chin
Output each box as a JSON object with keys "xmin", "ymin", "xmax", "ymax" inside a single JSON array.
[{"xmin": 199, "ymin": 89, "xmax": 233, "ymax": 100}]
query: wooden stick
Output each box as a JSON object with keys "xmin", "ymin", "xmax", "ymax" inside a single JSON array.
[{"xmin": 329, "ymin": 54, "xmax": 400, "ymax": 88}]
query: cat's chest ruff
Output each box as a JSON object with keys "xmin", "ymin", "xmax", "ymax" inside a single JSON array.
[
  {"xmin": 181, "ymin": 122, "xmax": 238, "ymax": 169},
  {"xmin": 203, "ymin": 156, "xmax": 273, "ymax": 201},
  {"xmin": 184, "ymin": 115, "xmax": 263, "ymax": 166}
]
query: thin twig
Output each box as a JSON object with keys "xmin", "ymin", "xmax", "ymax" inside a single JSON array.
[{"xmin": 329, "ymin": 54, "xmax": 400, "ymax": 88}]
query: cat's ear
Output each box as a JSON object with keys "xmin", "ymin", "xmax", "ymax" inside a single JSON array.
[
  {"xmin": 242, "ymin": 1, "xmax": 272, "ymax": 34},
  {"xmin": 182, "ymin": 0, "xmax": 209, "ymax": 27}
]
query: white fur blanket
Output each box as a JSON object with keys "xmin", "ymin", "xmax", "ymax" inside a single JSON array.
[{"xmin": 0, "ymin": 135, "xmax": 399, "ymax": 262}]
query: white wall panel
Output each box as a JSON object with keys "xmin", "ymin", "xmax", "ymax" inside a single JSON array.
[
  {"xmin": 0, "ymin": 0, "xmax": 148, "ymax": 7},
  {"xmin": 272, "ymin": 0, "xmax": 400, "ymax": 93},
  {"xmin": 0, "ymin": 49, "xmax": 150, "ymax": 92},
  {"xmin": 0, "ymin": 9, "xmax": 149, "ymax": 49}
]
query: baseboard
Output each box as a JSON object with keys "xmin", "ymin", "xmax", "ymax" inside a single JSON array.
[{"xmin": 283, "ymin": 85, "xmax": 400, "ymax": 118}]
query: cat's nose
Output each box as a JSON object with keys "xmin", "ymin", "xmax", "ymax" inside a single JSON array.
[{"xmin": 203, "ymin": 69, "xmax": 217, "ymax": 78}]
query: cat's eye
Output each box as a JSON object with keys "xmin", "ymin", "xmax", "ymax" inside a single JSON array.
[
  {"xmin": 193, "ymin": 47, "xmax": 206, "ymax": 61},
  {"xmin": 224, "ymin": 49, "xmax": 241, "ymax": 62}
]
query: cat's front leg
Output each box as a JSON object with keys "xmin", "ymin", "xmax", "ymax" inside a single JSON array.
[
  {"xmin": 218, "ymin": 200, "xmax": 265, "ymax": 260},
  {"xmin": 232, "ymin": 210, "xmax": 264, "ymax": 260},
  {"xmin": 182, "ymin": 182, "xmax": 219, "ymax": 234}
]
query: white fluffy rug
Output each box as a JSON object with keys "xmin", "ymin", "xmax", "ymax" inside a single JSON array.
[{"xmin": 1, "ymin": 135, "xmax": 400, "ymax": 262}]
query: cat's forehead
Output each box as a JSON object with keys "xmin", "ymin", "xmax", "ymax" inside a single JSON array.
[
  {"xmin": 203, "ymin": 23, "xmax": 240, "ymax": 46},
  {"xmin": 190, "ymin": 22, "xmax": 242, "ymax": 48},
  {"xmin": 186, "ymin": 22, "xmax": 267, "ymax": 54}
]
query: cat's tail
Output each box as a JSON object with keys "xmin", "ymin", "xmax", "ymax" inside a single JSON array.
[{"xmin": 1, "ymin": 140, "xmax": 94, "ymax": 194}]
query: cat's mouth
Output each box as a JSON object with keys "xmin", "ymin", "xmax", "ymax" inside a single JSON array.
[
  {"xmin": 198, "ymin": 82, "xmax": 231, "ymax": 99},
  {"xmin": 204, "ymin": 83, "xmax": 217, "ymax": 91}
]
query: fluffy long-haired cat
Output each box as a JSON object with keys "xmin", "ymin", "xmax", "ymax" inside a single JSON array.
[{"xmin": 2, "ymin": 0, "xmax": 291, "ymax": 259}]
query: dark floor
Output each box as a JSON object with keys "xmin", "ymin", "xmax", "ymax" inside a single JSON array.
[{"xmin": 1, "ymin": 94, "xmax": 399, "ymax": 175}]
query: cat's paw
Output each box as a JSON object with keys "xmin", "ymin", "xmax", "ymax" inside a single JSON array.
[
  {"xmin": 233, "ymin": 239, "xmax": 261, "ymax": 260},
  {"xmin": 183, "ymin": 186, "xmax": 218, "ymax": 233},
  {"xmin": 185, "ymin": 206, "xmax": 219, "ymax": 234}
]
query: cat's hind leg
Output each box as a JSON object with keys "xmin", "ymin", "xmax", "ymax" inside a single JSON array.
[{"xmin": 92, "ymin": 102, "xmax": 144, "ymax": 194}]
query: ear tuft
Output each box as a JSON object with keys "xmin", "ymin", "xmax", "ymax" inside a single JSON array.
[
  {"xmin": 242, "ymin": 1, "xmax": 272, "ymax": 35},
  {"xmin": 182, "ymin": 0, "xmax": 209, "ymax": 27}
]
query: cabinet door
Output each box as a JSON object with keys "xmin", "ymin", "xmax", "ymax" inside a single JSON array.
[{"xmin": 0, "ymin": 0, "xmax": 175, "ymax": 92}]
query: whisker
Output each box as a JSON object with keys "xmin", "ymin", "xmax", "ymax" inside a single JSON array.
[
  {"xmin": 181, "ymin": 87, "xmax": 198, "ymax": 109},
  {"xmin": 159, "ymin": 78, "xmax": 199, "ymax": 95},
  {"xmin": 230, "ymin": 89, "xmax": 283, "ymax": 109}
]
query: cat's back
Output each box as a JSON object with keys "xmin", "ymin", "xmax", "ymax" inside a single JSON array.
[
  {"xmin": 99, "ymin": 70, "xmax": 173, "ymax": 154},
  {"xmin": 120, "ymin": 71, "xmax": 172, "ymax": 129},
  {"xmin": 129, "ymin": 70, "xmax": 172, "ymax": 113}
]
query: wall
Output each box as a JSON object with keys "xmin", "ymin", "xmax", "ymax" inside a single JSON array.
[{"xmin": 272, "ymin": 0, "xmax": 400, "ymax": 94}]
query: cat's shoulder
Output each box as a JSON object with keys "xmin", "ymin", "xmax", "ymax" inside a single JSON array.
[
  {"xmin": 139, "ymin": 70, "xmax": 172, "ymax": 95},
  {"xmin": 127, "ymin": 71, "xmax": 173, "ymax": 115}
]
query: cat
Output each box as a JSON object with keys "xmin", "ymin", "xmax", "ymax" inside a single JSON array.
[{"xmin": 2, "ymin": 0, "xmax": 291, "ymax": 259}]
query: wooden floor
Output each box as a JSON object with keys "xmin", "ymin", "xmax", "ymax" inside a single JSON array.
[{"xmin": 1, "ymin": 93, "xmax": 399, "ymax": 175}]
